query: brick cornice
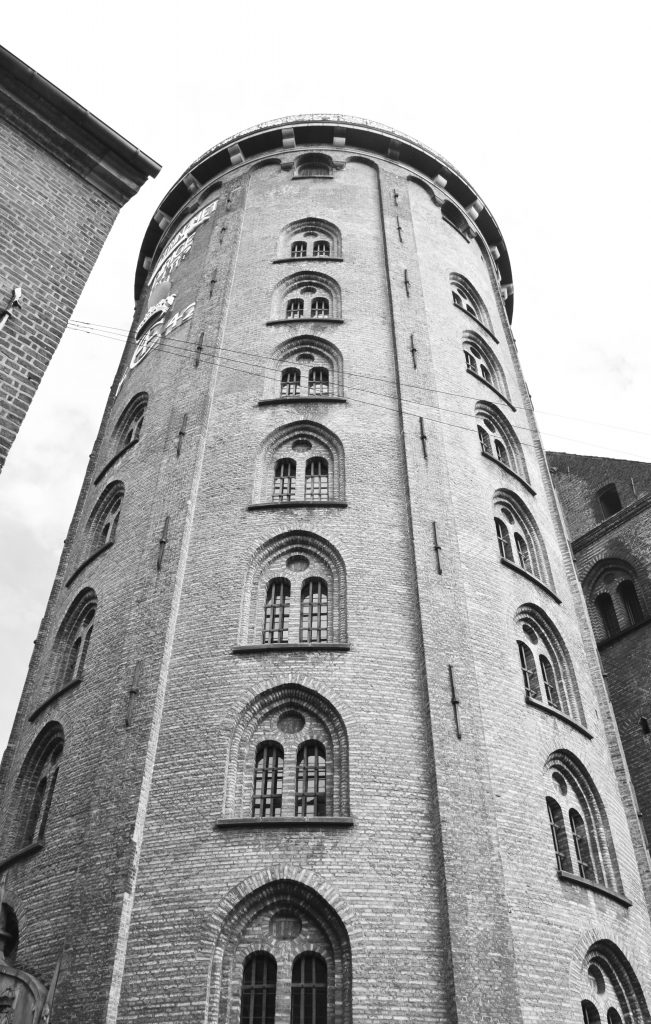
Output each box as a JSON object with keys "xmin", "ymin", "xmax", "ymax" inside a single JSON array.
[{"xmin": 0, "ymin": 45, "xmax": 160, "ymax": 205}]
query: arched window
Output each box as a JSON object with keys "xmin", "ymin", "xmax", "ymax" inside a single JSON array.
[
  {"xmin": 295, "ymin": 154, "xmax": 332, "ymax": 178},
  {"xmin": 308, "ymin": 367, "xmax": 329, "ymax": 396},
  {"xmin": 515, "ymin": 605, "xmax": 585, "ymax": 726},
  {"xmin": 281, "ymin": 367, "xmax": 301, "ymax": 396},
  {"xmin": 296, "ymin": 741, "xmax": 326, "ymax": 816},
  {"xmin": 263, "ymin": 579, "xmax": 291, "ymax": 644},
  {"xmin": 493, "ymin": 491, "xmax": 552, "ymax": 588},
  {"xmin": 291, "ymin": 241, "xmax": 308, "ymax": 258},
  {"xmin": 476, "ymin": 402, "xmax": 528, "ymax": 482},
  {"xmin": 287, "ymin": 297, "xmax": 304, "ymax": 319},
  {"xmin": 595, "ymin": 593, "xmax": 619, "ymax": 638},
  {"xmin": 582, "ymin": 1002, "xmax": 601, "ymax": 1024},
  {"xmin": 584, "ymin": 559, "xmax": 647, "ymax": 643},
  {"xmin": 268, "ymin": 337, "xmax": 344, "ymax": 402},
  {"xmin": 450, "ymin": 274, "xmax": 492, "ymax": 329},
  {"xmin": 273, "ymin": 459, "xmax": 297, "ymax": 503},
  {"xmin": 0, "ymin": 902, "xmax": 18, "ymax": 962},
  {"xmin": 618, "ymin": 579, "xmax": 643, "ymax": 627},
  {"xmin": 291, "ymin": 953, "xmax": 327, "ymax": 1024},
  {"xmin": 273, "ymin": 274, "xmax": 341, "ymax": 323},
  {"xmin": 252, "ymin": 742, "xmax": 284, "ymax": 817},
  {"xmin": 113, "ymin": 392, "xmax": 148, "ymax": 452},
  {"xmin": 241, "ymin": 953, "xmax": 277, "ymax": 1024},
  {"xmin": 606, "ymin": 1010, "xmax": 623, "ymax": 1024},
  {"xmin": 21, "ymin": 741, "xmax": 62, "ymax": 848},
  {"xmin": 311, "ymin": 297, "xmax": 329, "ymax": 318},
  {"xmin": 300, "ymin": 578, "xmax": 328, "ymax": 643},
  {"xmin": 313, "ymin": 240, "xmax": 330, "ymax": 257},
  {"xmin": 495, "ymin": 518, "xmax": 513, "ymax": 561},
  {"xmin": 465, "ymin": 343, "xmax": 491, "ymax": 381},
  {"xmin": 279, "ymin": 219, "xmax": 342, "ymax": 260},
  {"xmin": 242, "ymin": 532, "xmax": 346, "ymax": 648},
  {"xmin": 305, "ymin": 458, "xmax": 329, "ymax": 502},
  {"xmin": 545, "ymin": 753, "xmax": 623, "ymax": 895},
  {"xmin": 62, "ymin": 606, "xmax": 94, "ymax": 686},
  {"xmin": 88, "ymin": 482, "xmax": 124, "ymax": 553},
  {"xmin": 581, "ymin": 941, "xmax": 650, "ymax": 1024},
  {"xmin": 598, "ymin": 484, "xmax": 622, "ymax": 519},
  {"xmin": 462, "ymin": 333, "xmax": 511, "ymax": 401},
  {"xmin": 6, "ymin": 723, "xmax": 65, "ymax": 857},
  {"xmin": 254, "ymin": 423, "xmax": 344, "ymax": 507}
]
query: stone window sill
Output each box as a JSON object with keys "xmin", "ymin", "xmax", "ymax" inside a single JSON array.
[
  {"xmin": 557, "ymin": 870, "xmax": 631, "ymax": 907},
  {"xmin": 233, "ymin": 643, "xmax": 350, "ymax": 655},
  {"xmin": 94, "ymin": 439, "xmax": 138, "ymax": 485},
  {"xmin": 258, "ymin": 396, "xmax": 346, "ymax": 407},
  {"xmin": 481, "ymin": 450, "xmax": 536, "ymax": 495},
  {"xmin": 266, "ymin": 318, "xmax": 344, "ymax": 327},
  {"xmin": 0, "ymin": 841, "xmax": 44, "ymax": 873},
  {"xmin": 29, "ymin": 678, "xmax": 81, "ymax": 723},
  {"xmin": 500, "ymin": 558, "xmax": 561, "ymax": 604},
  {"xmin": 248, "ymin": 501, "xmax": 347, "ymax": 511},
  {"xmin": 65, "ymin": 542, "xmax": 113, "ymax": 588},
  {"xmin": 273, "ymin": 257, "xmax": 343, "ymax": 264},
  {"xmin": 466, "ymin": 368, "xmax": 516, "ymax": 412},
  {"xmin": 525, "ymin": 694, "xmax": 592, "ymax": 739},
  {"xmin": 215, "ymin": 816, "xmax": 354, "ymax": 830}
]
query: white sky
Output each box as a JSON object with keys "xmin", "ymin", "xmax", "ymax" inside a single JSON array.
[{"xmin": 1, "ymin": 0, "xmax": 650, "ymax": 755}]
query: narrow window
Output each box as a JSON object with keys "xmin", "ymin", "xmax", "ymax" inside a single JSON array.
[
  {"xmin": 22, "ymin": 746, "xmax": 61, "ymax": 847},
  {"xmin": 539, "ymin": 655, "xmax": 560, "ymax": 709},
  {"xmin": 514, "ymin": 533, "xmax": 532, "ymax": 574},
  {"xmin": 569, "ymin": 808, "xmax": 595, "ymax": 881},
  {"xmin": 308, "ymin": 366, "xmax": 329, "ymax": 395},
  {"xmin": 281, "ymin": 367, "xmax": 301, "ymax": 397},
  {"xmin": 300, "ymin": 578, "xmax": 328, "ymax": 643},
  {"xmin": 263, "ymin": 579, "xmax": 290, "ymax": 644},
  {"xmin": 494, "ymin": 438, "xmax": 508, "ymax": 465},
  {"xmin": 296, "ymin": 741, "xmax": 326, "ymax": 816},
  {"xmin": 595, "ymin": 593, "xmax": 619, "ymax": 638},
  {"xmin": 464, "ymin": 349, "xmax": 478, "ymax": 373},
  {"xmin": 252, "ymin": 743, "xmax": 284, "ymax": 817},
  {"xmin": 478, "ymin": 425, "xmax": 492, "ymax": 456},
  {"xmin": 241, "ymin": 953, "xmax": 277, "ymax": 1024},
  {"xmin": 313, "ymin": 240, "xmax": 330, "ymax": 257},
  {"xmin": 582, "ymin": 1002, "xmax": 601, "ymax": 1024},
  {"xmin": 291, "ymin": 953, "xmax": 327, "ymax": 1024},
  {"xmin": 291, "ymin": 241, "xmax": 307, "ymax": 258},
  {"xmin": 607, "ymin": 1009, "xmax": 623, "ymax": 1024},
  {"xmin": 305, "ymin": 458, "xmax": 329, "ymax": 502},
  {"xmin": 480, "ymin": 362, "xmax": 491, "ymax": 383},
  {"xmin": 98, "ymin": 495, "xmax": 122, "ymax": 547},
  {"xmin": 311, "ymin": 297, "xmax": 329, "ymax": 318},
  {"xmin": 495, "ymin": 518, "xmax": 513, "ymax": 561},
  {"xmin": 63, "ymin": 608, "xmax": 95, "ymax": 686},
  {"xmin": 599, "ymin": 485, "xmax": 622, "ymax": 519},
  {"xmin": 124, "ymin": 407, "xmax": 145, "ymax": 446},
  {"xmin": 287, "ymin": 298, "xmax": 304, "ymax": 319},
  {"xmin": 618, "ymin": 579, "xmax": 643, "ymax": 627},
  {"xmin": 546, "ymin": 797, "xmax": 569, "ymax": 871},
  {"xmin": 452, "ymin": 290, "xmax": 463, "ymax": 308},
  {"xmin": 273, "ymin": 459, "xmax": 297, "ymax": 503},
  {"xmin": 518, "ymin": 641, "xmax": 540, "ymax": 700}
]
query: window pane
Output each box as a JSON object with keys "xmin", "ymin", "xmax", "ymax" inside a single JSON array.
[
  {"xmin": 518, "ymin": 641, "xmax": 540, "ymax": 700},
  {"xmin": 296, "ymin": 742, "xmax": 326, "ymax": 816},
  {"xmin": 300, "ymin": 578, "xmax": 328, "ymax": 642},
  {"xmin": 281, "ymin": 368, "xmax": 301, "ymax": 396},
  {"xmin": 252, "ymin": 744, "xmax": 284, "ymax": 817},
  {"xmin": 291, "ymin": 953, "xmax": 327, "ymax": 1024},
  {"xmin": 305, "ymin": 458, "xmax": 329, "ymax": 502},
  {"xmin": 263, "ymin": 579, "xmax": 290, "ymax": 644},
  {"xmin": 495, "ymin": 518, "xmax": 513, "ymax": 561},
  {"xmin": 241, "ymin": 954, "xmax": 277, "ymax": 1024},
  {"xmin": 595, "ymin": 593, "xmax": 619, "ymax": 638},
  {"xmin": 273, "ymin": 460, "xmax": 297, "ymax": 503},
  {"xmin": 539, "ymin": 655, "xmax": 560, "ymax": 709},
  {"xmin": 569, "ymin": 809, "xmax": 595, "ymax": 881}
]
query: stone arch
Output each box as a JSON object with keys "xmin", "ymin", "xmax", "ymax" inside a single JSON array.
[
  {"xmin": 544, "ymin": 749, "xmax": 623, "ymax": 893},
  {"xmin": 253, "ymin": 421, "xmax": 345, "ymax": 505},
  {"xmin": 278, "ymin": 218, "xmax": 342, "ymax": 260},
  {"xmin": 450, "ymin": 272, "xmax": 492, "ymax": 328},
  {"xmin": 86, "ymin": 480, "xmax": 125, "ymax": 553},
  {"xmin": 514, "ymin": 603, "xmax": 585, "ymax": 725},
  {"xmin": 222, "ymin": 683, "xmax": 350, "ymax": 818},
  {"xmin": 264, "ymin": 335, "xmax": 344, "ymax": 401},
  {"xmin": 462, "ymin": 330, "xmax": 510, "ymax": 400},
  {"xmin": 493, "ymin": 487, "xmax": 553, "ymax": 587},
  {"xmin": 239, "ymin": 532, "xmax": 347, "ymax": 647},
  {"xmin": 206, "ymin": 871, "xmax": 353, "ymax": 1024},
  {"xmin": 271, "ymin": 272, "xmax": 342, "ymax": 322},
  {"xmin": 476, "ymin": 400, "xmax": 528, "ymax": 482}
]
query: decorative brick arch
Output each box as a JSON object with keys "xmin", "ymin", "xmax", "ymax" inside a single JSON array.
[
  {"xmin": 264, "ymin": 335, "xmax": 345, "ymax": 401},
  {"xmin": 514, "ymin": 603, "xmax": 585, "ymax": 726},
  {"xmin": 450, "ymin": 272, "xmax": 492, "ymax": 329},
  {"xmin": 221, "ymin": 683, "xmax": 350, "ymax": 818},
  {"xmin": 493, "ymin": 487, "xmax": 553, "ymax": 588},
  {"xmin": 567, "ymin": 931, "xmax": 651, "ymax": 1023},
  {"xmin": 253, "ymin": 420, "xmax": 345, "ymax": 505},
  {"xmin": 205, "ymin": 869, "xmax": 354, "ymax": 1024},
  {"xmin": 278, "ymin": 218, "xmax": 342, "ymax": 260},
  {"xmin": 476, "ymin": 399, "xmax": 529, "ymax": 482},
  {"xmin": 50, "ymin": 587, "xmax": 97, "ymax": 692},
  {"xmin": 271, "ymin": 272, "xmax": 342, "ymax": 322},
  {"xmin": 86, "ymin": 479, "xmax": 125, "ymax": 553},
  {"xmin": 2, "ymin": 721, "xmax": 64, "ymax": 857},
  {"xmin": 463, "ymin": 330, "xmax": 510, "ymax": 400}
]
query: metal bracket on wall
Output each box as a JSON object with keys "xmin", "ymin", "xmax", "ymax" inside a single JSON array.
[
  {"xmin": 419, "ymin": 416, "xmax": 428, "ymax": 459},
  {"xmin": 410, "ymin": 333, "xmax": 417, "ymax": 369},
  {"xmin": 176, "ymin": 413, "xmax": 188, "ymax": 457},
  {"xmin": 432, "ymin": 521, "xmax": 443, "ymax": 574},
  {"xmin": 157, "ymin": 516, "xmax": 170, "ymax": 571},
  {"xmin": 126, "ymin": 662, "xmax": 143, "ymax": 727},
  {"xmin": 209, "ymin": 272, "xmax": 217, "ymax": 298},
  {"xmin": 396, "ymin": 217, "xmax": 403, "ymax": 243},
  {"xmin": 195, "ymin": 332, "xmax": 204, "ymax": 368},
  {"xmin": 403, "ymin": 269, "xmax": 411, "ymax": 297},
  {"xmin": 449, "ymin": 665, "xmax": 462, "ymax": 739},
  {"xmin": 393, "ymin": 189, "xmax": 399, "ymax": 205}
]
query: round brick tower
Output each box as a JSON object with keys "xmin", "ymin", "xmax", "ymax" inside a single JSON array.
[{"xmin": 2, "ymin": 116, "xmax": 651, "ymax": 1024}]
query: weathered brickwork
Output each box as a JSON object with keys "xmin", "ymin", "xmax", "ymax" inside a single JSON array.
[
  {"xmin": 549, "ymin": 452, "xmax": 651, "ymax": 861},
  {"xmin": 2, "ymin": 119, "xmax": 651, "ymax": 1024},
  {"xmin": 0, "ymin": 45, "xmax": 160, "ymax": 470}
]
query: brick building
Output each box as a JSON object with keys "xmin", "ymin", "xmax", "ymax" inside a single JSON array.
[
  {"xmin": 0, "ymin": 44, "xmax": 160, "ymax": 471},
  {"xmin": 549, "ymin": 452, "xmax": 651, "ymax": 859},
  {"xmin": 1, "ymin": 117, "xmax": 650, "ymax": 1024}
]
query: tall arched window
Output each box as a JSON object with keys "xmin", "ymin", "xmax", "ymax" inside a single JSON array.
[
  {"xmin": 280, "ymin": 219, "xmax": 341, "ymax": 260},
  {"xmin": 291, "ymin": 953, "xmax": 327, "ymax": 1024},
  {"xmin": 273, "ymin": 459, "xmax": 297, "ymax": 503},
  {"xmin": 62, "ymin": 605, "xmax": 95, "ymax": 686},
  {"xmin": 582, "ymin": 1002, "xmax": 601, "ymax": 1024},
  {"xmin": 291, "ymin": 241, "xmax": 308, "ymax": 258},
  {"xmin": 598, "ymin": 484, "xmax": 622, "ymax": 519},
  {"xmin": 273, "ymin": 274, "xmax": 341, "ymax": 323},
  {"xmin": 263, "ymin": 579, "xmax": 291, "ymax": 644},
  {"xmin": 311, "ymin": 297, "xmax": 329, "ymax": 318},
  {"xmin": 584, "ymin": 559, "xmax": 647, "ymax": 644},
  {"xmin": 494, "ymin": 491, "xmax": 552, "ymax": 588},
  {"xmin": 268, "ymin": 337, "xmax": 344, "ymax": 403},
  {"xmin": 5, "ymin": 723, "xmax": 65, "ymax": 858},
  {"xmin": 595, "ymin": 593, "xmax": 619, "ymax": 638},
  {"xmin": 450, "ymin": 274, "xmax": 492, "ymax": 329},
  {"xmin": 252, "ymin": 742, "xmax": 284, "ymax": 817},
  {"xmin": 21, "ymin": 740, "xmax": 62, "ymax": 848},
  {"xmin": 241, "ymin": 953, "xmax": 277, "ymax": 1024},
  {"xmin": 569, "ymin": 808, "xmax": 595, "ymax": 881},
  {"xmin": 281, "ymin": 367, "xmax": 301, "ymax": 396},
  {"xmin": 308, "ymin": 367, "xmax": 329, "ymax": 395},
  {"xmin": 287, "ymin": 297, "xmax": 304, "ymax": 319},
  {"xmin": 515, "ymin": 605, "xmax": 585, "ymax": 727},
  {"xmin": 305, "ymin": 458, "xmax": 329, "ymax": 502},
  {"xmin": 546, "ymin": 797, "xmax": 570, "ymax": 872},
  {"xmin": 113, "ymin": 392, "xmax": 148, "ymax": 452},
  {"xmin": 300, "ymin": 579, "xmax": 328, "ymax": 643},
  {"xmin": 313, "ymin": 240, "xmax": 330, "ymax": 257},
  {"xmin": 618, "ymin": 579, "xmax": 643, "ymax": 627},
  {"xmin": 296, "ymin": 741, "xmax": 326, "ymax": 817},
  {"xmin": 88, "ymin": 482, "xmax": 124, "ymax": 554},
  {"xmin": 476, "ymin": 403, "xmax": 528, "ymax": 483}
]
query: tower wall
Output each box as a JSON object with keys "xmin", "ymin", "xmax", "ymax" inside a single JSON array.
[{"xmin": 2, "ymin": 119, "xmax": 651, "ymax": 1024}]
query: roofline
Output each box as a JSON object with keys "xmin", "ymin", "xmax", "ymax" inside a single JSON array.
[
  {"xmin": 0, "ymin": 45, "xmax": 161, "ymax": 203},
  {"xmin": 135, "ymin": 115, "xmax": 514, "ymax": 320}
]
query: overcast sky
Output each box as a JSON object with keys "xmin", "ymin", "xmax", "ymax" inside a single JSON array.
[{"xmin": 1, "ymin": 0, "xmax": 650, "ymax": 754}]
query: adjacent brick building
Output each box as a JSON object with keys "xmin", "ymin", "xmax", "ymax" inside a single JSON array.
[
  {"xmin": 0, "ymin": 44, "xmax": 160, "ymax": 470},
  {"xmin": 2, "ymin": 117, "xmax": 651, "ymax": 1024}
]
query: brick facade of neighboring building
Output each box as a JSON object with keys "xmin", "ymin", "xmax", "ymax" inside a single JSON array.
[
  {"xmin": 2, "ymin": 117, "xmax": 651, "ymax": 1024},
  {"xmin": 549, "ymin": 452, "xmax": 651, "ymax": 856},
  {"xmin": 0, "ymin": 45, "xmax": 160, "ymax": 471}
]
